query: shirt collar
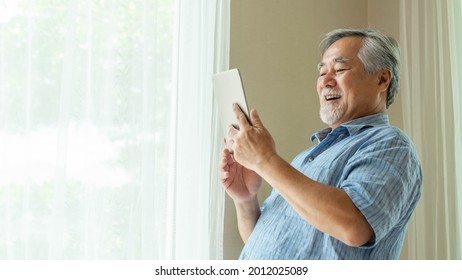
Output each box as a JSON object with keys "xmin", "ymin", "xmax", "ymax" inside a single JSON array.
[{"xmin": 311, "ymin": 113, "xmax": 390, "ymax": 142}]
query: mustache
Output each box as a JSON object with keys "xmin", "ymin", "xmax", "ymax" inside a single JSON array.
[{"xmin": 322, "ymin": 88, "xmax": 342, "ymax": 97}]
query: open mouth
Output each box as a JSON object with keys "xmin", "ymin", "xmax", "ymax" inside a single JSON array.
[
  {"xmin": 325, "ymin": 95, "xmax": 341, "ymax": 101},
  {"xmin": 322, "ymin": 88, "xmax": 342, "ymax": 102}
]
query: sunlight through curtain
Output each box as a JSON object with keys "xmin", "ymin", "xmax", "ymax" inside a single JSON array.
[
  {"xmin": 399, "ymin": 0, "xmax": 462, "ymax": 259},
  {"xmin": 0, "ymin": 0, "xmax": 229, "ymax": 259}
]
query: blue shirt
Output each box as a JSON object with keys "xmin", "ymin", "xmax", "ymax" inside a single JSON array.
[{"xmin": 239, "ymin": 113, "xmax": 422, "ymax": 260}]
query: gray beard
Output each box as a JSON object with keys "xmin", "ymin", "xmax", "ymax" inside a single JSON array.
[{"xmin": 320, "ymin": 102, "xmax": 345, "ymax": 126}]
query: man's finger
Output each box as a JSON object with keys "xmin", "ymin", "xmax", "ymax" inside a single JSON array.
[
  {"xmin": 219, "ymin": 156, "xmax": 229, "ymax": 170},
  {"xmin": 232, "ymin": 103, "xmax": 251, "ymax": 130},
  {"xmin": 249, "ymin": 109, "xmax": 264, "ymax": 128},
  {"xmin": 228, "ymin": 124, "xmax": 238, "ymax": 139}
]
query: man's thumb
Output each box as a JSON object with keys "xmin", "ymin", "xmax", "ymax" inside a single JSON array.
[{"xmin": 250, "ymin": 109, "xmax": 263, "ymax": 127}]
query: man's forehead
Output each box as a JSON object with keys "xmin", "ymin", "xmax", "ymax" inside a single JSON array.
[{"xmin": 317, "ymin": 57, "xmax": 351, "ymax": 70}]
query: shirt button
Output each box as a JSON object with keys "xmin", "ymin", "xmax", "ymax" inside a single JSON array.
[
  {"xmin": 263, "ymin": 219, "xmax": 269, "ymax": 225},
  {"xmin": 308, "ymin": 156, "xmax": 315, "ymax": 162}
]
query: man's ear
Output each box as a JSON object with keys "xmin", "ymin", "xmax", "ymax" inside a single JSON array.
[{"xmin": 378, "ymin": 69, "xmax": 392, "ymax": 93}]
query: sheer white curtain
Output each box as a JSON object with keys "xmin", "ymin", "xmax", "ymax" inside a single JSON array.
[
  {"xmin": 0, "ymin": 0, "xmax": 228, "ymax": 259},
  {"xmin": 448, "ymin": 0, "xmax": 462, "ymax": 259},
  {"xmin": 399, "ymin": 0, "xmax": 462, "ymax": 259}
]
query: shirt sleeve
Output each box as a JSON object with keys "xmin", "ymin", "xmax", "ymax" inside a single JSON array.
[{"xmin": 340, "ymin": 131, "xmax": 422, "ymax": 247}]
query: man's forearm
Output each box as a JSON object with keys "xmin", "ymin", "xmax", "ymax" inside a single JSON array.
[
  {"xmin": 234, "ymin": 197, "xmax": 261, "ymax": 243},
  {"xmin": 256, "ymin": 153, "xmax": 373, "ymax": 247}
]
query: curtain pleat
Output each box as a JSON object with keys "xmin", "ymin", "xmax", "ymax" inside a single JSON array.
[
  {"xmin": 400, "ymin": 0, "xmax": 461, "ymax": 260},
  {"xmin": 448, "ymin": 0, "xmax": 462, "ymax": 260}
]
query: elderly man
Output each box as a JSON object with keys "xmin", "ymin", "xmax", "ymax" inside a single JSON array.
[{"xmin": 220, "ymin": 28, "xmax": 422, "ymax": 259}]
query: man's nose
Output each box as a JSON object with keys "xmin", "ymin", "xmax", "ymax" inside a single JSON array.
[{"xmin": 321, "ymin": 70, "xmax": 337, "ymax": 88}]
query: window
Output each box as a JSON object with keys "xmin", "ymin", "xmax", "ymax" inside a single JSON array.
[{"xmin": 0, "ymin": 0, "xmax": 228, "ymax": 259}]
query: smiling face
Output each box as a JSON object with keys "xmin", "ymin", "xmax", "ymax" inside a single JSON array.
[{"xmin": 317, "ymin": 36, "xmax": 390, "ymax": 129}]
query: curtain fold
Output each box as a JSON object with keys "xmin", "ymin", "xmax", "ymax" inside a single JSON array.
[
  {"xmin": 448, "ymin": 0, "xmax": 462, "ymax": 258},
  {"xmin": 0, "ymin": 0, "xmax": 228, "ymax": 260},
  {"xmin": 399, "ymin": 0, "xmax": 462, "ymax": 259},
  {"xmin": 170, "ymin": 0, "xmax": 228, "ymax": 259}
]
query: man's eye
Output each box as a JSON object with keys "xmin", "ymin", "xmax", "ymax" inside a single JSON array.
[
  {"xmin": 335, "ymin": 69, "xmax": 347, "ymax": 73},
  {"xmin": 319, "ymin": 72, "xmax": 326, "ymax": 77}
]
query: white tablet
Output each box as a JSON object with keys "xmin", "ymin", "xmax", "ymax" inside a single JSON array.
[{"xmin": 212, "ymin": 68, "xmax": 250, "ymax": 135}]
